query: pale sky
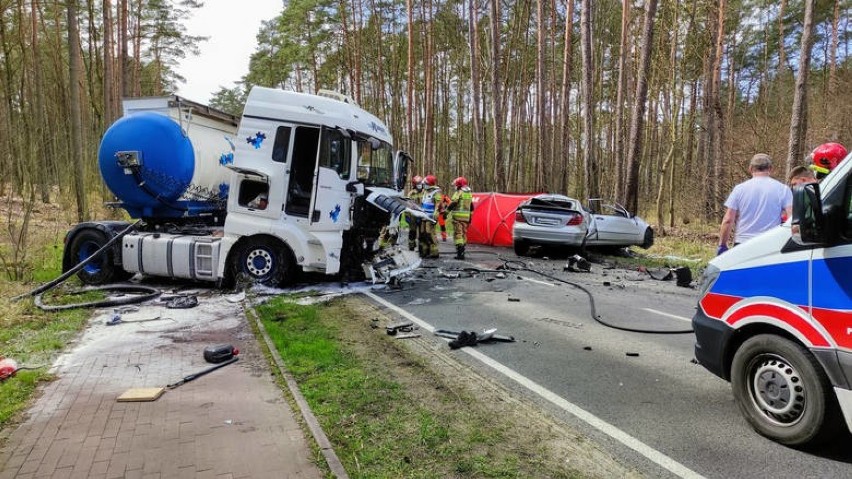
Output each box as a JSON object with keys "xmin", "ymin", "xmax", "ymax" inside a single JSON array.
[{"xmin": 175, "ymin": 0, "xmax": 283, "ymax": 104}]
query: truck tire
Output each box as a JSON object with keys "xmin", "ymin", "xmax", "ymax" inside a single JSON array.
[
  {"xmin": 66, "ymin": 229, "xmax": 126, "ymax": 285},
  {"xmin": 731, "ymin": 334, "xmax": 843, "ymax": 447},
  {"xmin": 229, "ymin": 237, "xmax": 294, "ymax": 287},
  {"xmin": 513, "ymin": 239, "xmax": 529, "ymax": 257}
]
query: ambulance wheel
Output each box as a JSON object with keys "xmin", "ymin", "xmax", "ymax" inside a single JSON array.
[
  {"xmin": 66, "ymin": 229, "xmax": 126, "ymax": 285},
  {"xmin": 731, "ymin": 334, "xmax": 843, "ymax": 447},
  {"xmin": 229, "ymin": 237, "xmax": 295, "ymax": 287},
  {"xmin": 513, "ymin": 239, "xmax": 529, "ymax": 257}
]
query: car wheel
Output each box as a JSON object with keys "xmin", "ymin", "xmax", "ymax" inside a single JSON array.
[
  {"xmin": 640, "ymin": 227, "xmax": 654, "ymax": 249},
  {"xmin": 513, "ymin": 239, "xmax": 530, "ymax": 257},
  {"xmin": 67, "ymin": 229, "xmax": 126, "ymax": 285},
  {"xmin": 731, "ymin": 334, "xmax": 843, "ymax": 447},
  {"xmin": 229, "ymin": 237, "xmax": 295, "ymax": 287}
]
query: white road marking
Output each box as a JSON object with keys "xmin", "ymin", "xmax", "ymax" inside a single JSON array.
[
  {"xmin": 519, "ymin": 275, "xmax": 557, "ymax": 287},
  {"xmin": 365, "ymin": 291, "xmax": 705, "ymax": 479},
  {"xmin": 643, "ymin": 308, "xmax": 693, "ymax": 323}
]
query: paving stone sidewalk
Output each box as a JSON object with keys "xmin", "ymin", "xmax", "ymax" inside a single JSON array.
[{"xmin": 0, "ymin": 291, "xmax": 323, "ymax": 479}]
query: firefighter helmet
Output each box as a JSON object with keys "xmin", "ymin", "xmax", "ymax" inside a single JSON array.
[
  {"xmin": 412, "ymin": 175, "xmax": 423, "ymax": 186},
  {"xmin": 424, "ymin": 174, "xmax": 437, "ymax": 186},
  {"xmin": 811, "ymin": 142, "xmax": 848, "ymax": 177},
  {"xmin": 452, "ymin": 176, "xmax": 468, "ymax": 188}
]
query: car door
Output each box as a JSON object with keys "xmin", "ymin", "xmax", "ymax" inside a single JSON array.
[{"xmin": 589, "ymin": 201, "xmax": 641, "ymax": 245}]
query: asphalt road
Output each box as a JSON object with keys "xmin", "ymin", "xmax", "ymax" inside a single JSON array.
[{"xmin": 369, "ymin": 244, "xmax": 852, "ymax": 479}]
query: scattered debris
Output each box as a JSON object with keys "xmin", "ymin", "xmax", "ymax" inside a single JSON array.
[
  {"xmin": 166, "ymin": 356, "xmax": 239, "ymax": 390},
  {"xmin": 0, "ymin": 357, "xmax": 19, "ymax": 381},
  {"xmin": 626, "ymin": 352, "xmax": 640, "ymax": 357},
  {"xmin": 583, "ymin": 346, "xmax": 592, "ymax": 351},
  {"xmin": 226, "ymin": 292, "xmax": 246, "ymax": 303},
  {"xmin": 386, "ymin": 321, "xmax": 414, "ymax": 336},
  {"xmin": 395, "ymin": 333, "xmax": 421, "ymax": 340},
  {"xmin": 204, "ymin": 344, "xmax": 239, "ymax": 363},
  {"xmin": 495, "ymin": 272, "xmax": 506, "ymax": 279},
  {"xmin": 164, "ymin": 295, "xmax": 199, "ymax": 309},
  {"xmin": 116, "ymin": 387, "xmax": 165, "ymax": 402},
  {"xmin": 564, "ymin": 254, "xmax": 591, "ymax": 272},
  {"xmin": 441, "ymin": 271, "xmax": 460, "ymax": 279},
  {"xmin": 690, "ymin": 358, "xmax": 699, "ymax": 365},
  {"xmin": 448, "ymin": 331, "xmax": 479, "ymax": 349},
  {"xmin": 603, "ymin": 281, "xmax": 611, "ymax": 287},
  {"xmin": 508, "ymin": 297, "xmax": 520, "ymax": 302},
  {"xmin": 434, "ymin": 328, "xmax": 516, "ymax": 347}
]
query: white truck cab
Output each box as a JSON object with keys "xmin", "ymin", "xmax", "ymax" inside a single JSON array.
[
  {"xmin": 63, "ymin": 87, "xmax": 419, "ymax": 287},
  {"xmin": 693, "ymin": 154, "xmax": 852, "ymax": 446}
]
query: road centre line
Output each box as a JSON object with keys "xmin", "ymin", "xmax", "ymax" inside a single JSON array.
[
  {"xmin": 642, "ymin": 308, "xmax": 693, "ymax": 323},
  {"xmin": 364, "ymin": 291, "xmax": 705, "ymax": 479}
]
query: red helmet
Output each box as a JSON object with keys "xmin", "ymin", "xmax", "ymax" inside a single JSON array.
[
  {"xmin": 811, "ymin": 143, "xmax": 848, "ymax": 176},
  {"xmin": 424, "ymin": 174, "xmax": 437, "ymax": 186},
  {"xmin": 452, "ymin": 176, "xmax": 468, "ymax": 188},
  {"xmin": 411, "ymin": 175, "xmax": 423, "ymax": 186}
]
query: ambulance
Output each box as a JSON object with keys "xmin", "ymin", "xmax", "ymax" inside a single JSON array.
[{"xmin": 692, "ymin": 155, "xmax": 852, "ymax": 446}]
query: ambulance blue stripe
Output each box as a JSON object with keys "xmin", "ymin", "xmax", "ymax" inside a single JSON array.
[
  {"xmin": 812, "ymin": 256, "xmax": 852, "ymax": 310},
  {"xmin": 713, "ymin": 260, "xmax": 809, "ymax": 306}
]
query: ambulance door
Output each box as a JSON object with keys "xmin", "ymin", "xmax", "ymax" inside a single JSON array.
[
  {"xmin": 810, "ymin": 175, "xmax": 852, "ymax": 351},
  {"xmin": 309, "ymin": 127, "xmax": 353, "ymax": 230}
]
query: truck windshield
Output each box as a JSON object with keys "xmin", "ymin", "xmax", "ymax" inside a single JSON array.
[{"xmin": 357, "ymin": 140, "xmax": 394, "ymax": 188}]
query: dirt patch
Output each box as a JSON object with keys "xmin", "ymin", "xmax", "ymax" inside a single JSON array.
[{"xmin": 332, "ymin": 295, "xmax": 642, "ymax": 478}]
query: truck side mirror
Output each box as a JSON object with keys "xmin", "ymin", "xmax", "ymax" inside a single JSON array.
[
  {"xmin": 792, "ymin": 182, "xmax": 824, "ymax": 243},
  {"xmin": 346, "ymin": 181, "xmax": 364, "ymax": 195}
]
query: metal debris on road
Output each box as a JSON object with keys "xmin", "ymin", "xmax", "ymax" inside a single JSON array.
[
  {"xmin": 395, "ymin": 333, "xmax": 421, "ymax": 340},
  {"xmin": 508, "ymin": 297, "xmax": 520, "ymax": 302},
  {"xmin": 626, "ymin": 352, "xmax": 640, "ymax": 357},
  {"xmin": 386, "ymin": 321, "xmax": 414, "ymax": 335}
]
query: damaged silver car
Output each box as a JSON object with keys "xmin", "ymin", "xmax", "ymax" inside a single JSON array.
[{"xmin": 512, "ymin": 195, "xmax": 653, "ymax": 256}]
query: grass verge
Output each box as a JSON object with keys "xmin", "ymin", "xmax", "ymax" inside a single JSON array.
[
  {"xmin": 255, "ymin": 295, "xmax": 622, "ymax": 479},
  {"xmin": 0, "ymin": 281, "xmax": 91, "ymax": 428}
]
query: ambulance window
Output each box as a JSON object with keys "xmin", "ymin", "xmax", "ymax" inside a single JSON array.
[
  {"xmin": 271, "ymin": 126, "xmax": 291, "ymax": 163},
  {"xmin": 844, "ymin": 179, "xmax": 852, "ymax": 238}
]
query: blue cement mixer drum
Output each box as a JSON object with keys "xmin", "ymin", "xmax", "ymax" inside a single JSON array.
[{"xmin": 98, "ymin": 112, "xmax": 195, "ymax": 217}]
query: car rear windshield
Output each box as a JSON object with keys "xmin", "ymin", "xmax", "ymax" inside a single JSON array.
[{"xmin": 528, "ymin": 197, "xmax": 576, "ymax": 210}]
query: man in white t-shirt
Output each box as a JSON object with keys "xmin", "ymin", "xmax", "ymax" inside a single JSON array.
[{"xmin": 717, "ymin": 153, "xmax": 792, "ymax": 255}]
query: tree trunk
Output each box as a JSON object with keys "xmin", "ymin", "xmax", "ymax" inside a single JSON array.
[
  {"xmin": 68, "ymin": 0, "xmax": 88, "ymax": 221},
  {"xmin": 711, "ymin": 0, "xmax": 725, "ymax": 215},
  {"xmin": 405, "ymin": 0, "xmax": 414, "ymax": 151},
  {"xmin": 535, "ymin": 0, "xmax": 547, "ymax": 191},
  {"xmin": 778, "ymin": 0, "xmax": 787, "ymax": 71},
  {"xmin": 624, "ymin": 0, "xmax": 657, "ymax": 214},
  {"xmin": 103, "ymin": 0, "xmax": 115, "ymax": 126},
  {"xmin": 828, "ymin": 0, "xmax": 839, "ymax": 96},
  {"xmin": 614, "ymin": 0, "xmax": 630, "ymax": 204},
  {"xmin": 559, "ymin": 0, "xmax": 574, "ymax": 194},
  {"xmin": 786, "ymin": 0, "xmax": 815, "ymax": 174},
  {"xmin": 579, "ymin": 0, "xmax": 596, "ymax": 199},
  {"xmin": 468, "ymin": 0, "xmax": 483, "ymax": 180},
  {"xmin": 489, "ymin": 0, "xmax": 504, "ymax": 191}
]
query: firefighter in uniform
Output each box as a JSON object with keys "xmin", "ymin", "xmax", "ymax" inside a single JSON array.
[
  {"xmin": 810, "ymin": 142, "xmax": 847, "ymax": 180},
  {"xmin": 406, "ymin": 175, "xmax": 424, "ymax": 250},
  {"xmin": 418, "ymin": 175, "xmax": 442, "ymax": 259},
  {"xmin": 448, "ymin": 176, "xmax": 473, "ymax": 260}
]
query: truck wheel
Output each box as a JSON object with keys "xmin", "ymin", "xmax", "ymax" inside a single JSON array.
[
  {"xmin": 230, "ymin": 238, "xmax": 294, "ymax": 287},
  {"xmin": 731, "ymin": 334, "xmax": 843, "ymax": 447},
  {"xmin": 513, "ymin": 239, "xmax": 529, "ymax": 257},
  {"xmin": 67, "ymin": 229, "xmax": 123, "ymax": 285}
]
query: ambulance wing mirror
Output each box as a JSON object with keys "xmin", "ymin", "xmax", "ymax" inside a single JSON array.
[{"xmin": 791, "ymin": 182, "xmax": 824, "ymax": 243}]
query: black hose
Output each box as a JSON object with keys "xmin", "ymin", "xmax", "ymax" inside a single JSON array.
[
  {"xmin": 34, "ymin": 284, "xmax": 162, "ymax": 311},
  {"xmin": 166, "ymin": 357, "xmax": 239, "ymax": 389},
  {"xmin": 11, "ymin": 220, "xmax": 142, "ymax": 302},
  {"xmin": 490, "ymin": 255, "xmax": 694, "ymax": 334}
]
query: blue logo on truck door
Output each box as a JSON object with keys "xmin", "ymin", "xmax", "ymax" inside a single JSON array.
[{"xmin": 330, "ymin": 204, "xmax": 341, "ymax": 223}]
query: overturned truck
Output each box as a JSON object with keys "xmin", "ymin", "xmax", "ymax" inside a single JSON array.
[{"xmin": 63, "ymin": 87, "xmax": 421, "ymax": 287}]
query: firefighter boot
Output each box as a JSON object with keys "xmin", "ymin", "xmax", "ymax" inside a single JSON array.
[{"xmin": 455, "ymin": 244, "xmax": 465, "ymax": 260}]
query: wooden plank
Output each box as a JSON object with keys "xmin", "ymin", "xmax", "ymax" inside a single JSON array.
[{"xmin": 117, "ymin": 387, "xmax": 165, "ymax": 402}]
